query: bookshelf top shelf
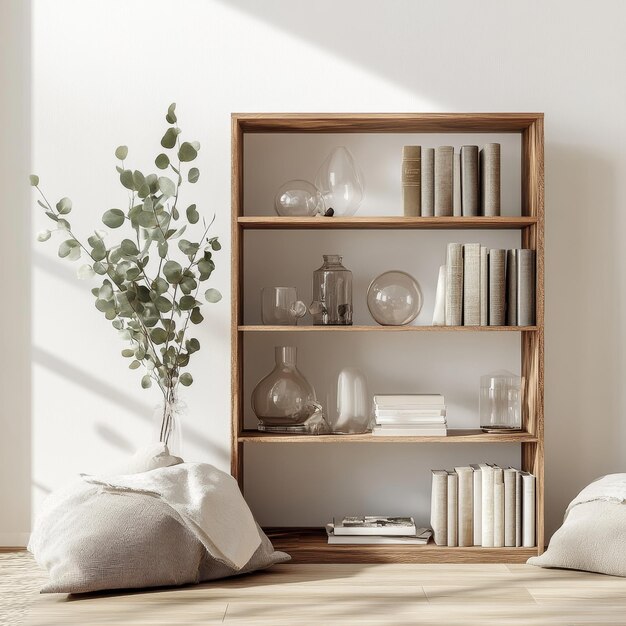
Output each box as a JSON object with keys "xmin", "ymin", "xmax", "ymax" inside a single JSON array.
[
  {"xmin": 239, "ymin": 325, "xmax": 539, "ymax": 333},
  {"xmin": 238, "ymin": 216, "xmax": 537, "ymax": 230}
]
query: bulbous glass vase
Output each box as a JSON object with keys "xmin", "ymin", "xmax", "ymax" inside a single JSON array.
[
  {"xmin": 367, "ymin": 271, "xmax": 422, "ymax": 326},
  {"xmin": 315, "ymin": 147, "xmax": 364, "ymax": 216},
  {"xmin": 274, "ymin": 180, "xmax": 324, "ymax": 216},
  {"xmin": 252, "ymin": 346, "xmax": 325, "ymax": 433}
]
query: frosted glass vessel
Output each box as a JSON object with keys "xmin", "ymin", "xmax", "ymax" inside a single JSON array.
[
  {"xmin": 367, "ymin": 271, "xmax": 422, "ymax": 326},
  {"xmin": 480, "ymin": 370, "xmax": 524, "ymax": 432},
  {"xmin": 274, "ymin": 180, "xmax": 324, "ymax": 216},
  {"xmin": 326, "ymin": 367, "xmax": 373, "ymax": 434},
  {"xmin": 315, "ymin": 147, "xmax": 364, "ymax": 216},
  {"xmin": 261, "ymin": 287, "xmax": 306, "ymax": 325},
  {"xmin": 310, "ymin": 255, "xmax": 353, "ymax": 325},
  {"xmin": 252, "ymin": 346, "xmax": 323, "ymax": 433}
]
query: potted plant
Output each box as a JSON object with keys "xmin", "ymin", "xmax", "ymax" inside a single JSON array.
[{"xmin": 31, "ymin": 103, "xmax": 221, "ymax": 454}]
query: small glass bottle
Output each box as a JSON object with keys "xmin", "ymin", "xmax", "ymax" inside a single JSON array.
[{"xmin": 309, "ymin": 255, "xmax": 353, "ymax": 325}]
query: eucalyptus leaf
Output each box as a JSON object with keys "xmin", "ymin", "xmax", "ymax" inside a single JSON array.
[
  {"xmin": 57, "ymin": 218, "xmax": 71, "ymax": 231},
  {"xmin": 186, "ymin": 204, "xmax": 199, "ymax": 224},
  {"xmin": 36, "ymin": 230, "xmax": 51, "ymax": 242},
  {"xmin": 91, "ymin": 239, "xmax": 107, "ymax": 262},
  {"xmin": 120, "ymin": 169, "xmax": 135, "ymax": 190},
  {"xmin": 163, "ymin": 260, "xmax": 182, "ymax": 283},
  {"xmin": 178, "ymin": 239, "xmax": 199, "ymax": 256},
  {"xmin": 99, "ymin": 281, "xmax": 113, "ymax": 299},
  {"xmin": 29, "ymin": 174, "xmax": 39, "ymax": 186},
  {"xmin": 115, "ymin": 145, "xmax": 128, "ymax": 160},
  {"xmin": 138, "ymin": 211, "xmax": 157, "ymax": 228},
  {"xmin": 165, "ymin": 103, "xmax": 177, "ymax": 124},
  {"xmin": 150, "ymin": 327, "xmax": 168, "ymax": 344},
  {"xmin": 154, "ymin": 296, "xmax": 173, "ymax": 313},
  {"xmin": 155, "ymin": 153, "xmax": 170, "ymax": 170},
  {"xmin": 152, "ymin": 277, "xmax": 169, "ymax": 295},
  {"xmin": 186, "ymin": 338, "xmax": 200, "ymax": 354},
  {"xmin": 205, "ymin": 288, "xmax": 222, "ymax": 303},
  {"xmin": 102, "ymin": 209, "xmax": 125, "ymax": 228},
  {"xmin": 77, "ymin": 264, "xmax": 95, "ymax": 280},
  {"xmin": 120, "ymin": 239, "xmax": 139, "ymax": 256},
  {"xmin": 179, "ymin": 372, "xmax": 193, "ymax": 386},
  {"xmin": 129, "ymin": 360, "xmax": 141, "ymax": 370},
  {"xmin": 158, "ymin": 176, "xmax": 176, "ymax": 198},
  {"xmin": 58, "ymin": 239, "xmax": 79, "ymax": 259},
  {"xmin": 178, "ymin": 142, "xmax": 197, "ymax": 162},
  {"xmin": 141, "ymin": 375, "xmax": 152, "ymax": 389},
  {"xmin": 93, "ymin": 261, "xmax": 107, "ymax": 275},
  {"xmin": 188, "ymin": 168, "xmax": 200, "ymax": 183},
  {"xmin": 158, "ymin": 241, "xmax": 168, "ymax": 259},
  {"xmin": 132, "ymin": 170, "xmax": 146, "ymax": 189},
  {"xmin": 121, "ymin": 348, "xmax": 134, "ymax": 357},
  {"xmin": 160, "ymin": 127, "xmax": 180, "ymax": 149},
  {"xmin": 56, "ymin": 197, "xmax": 72, "ymax": 215}
]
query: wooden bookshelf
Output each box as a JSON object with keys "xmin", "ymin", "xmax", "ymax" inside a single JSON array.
[{"xmin": 231, "ymin": 112, "xmax": 545, "ymax": 563}]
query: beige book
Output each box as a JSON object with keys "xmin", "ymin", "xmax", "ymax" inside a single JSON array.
[
  {"xmin": 463, "ymin": 243, "xmax": 481, "ymax": 325},
  {"xmin": 445, "ymin": 243, "xmax": 463, "ymax": 326},
  {"xmin": 402, "ymin": 145, "xmax": 421, "ymax": 217},
  {"xmin": 503, "ymin": 468, "xmax": 517, "ymax": 547},
  {"xmin": 489, "ymin": 249, "xmax": 506, "ymax": 325},
  {"xmin": 434, "ymin": 146, "xmax": 453, "ymax": 216},
  {"xmin": 480, "ymin": 246, "xmax": 488, "ymax": 326},
  {"xmin": 479, "ymin": 142, "xmax": 501, "ymax": 216},
  {"xmin": 480, "ymin": 463, "xmax": 494, "ymax": 547},
  {"xmin": 515, "ymin": 469, "xmax": 522, "ymax": 547},
  {"xmin": 506, "ymin": 249, "xmax": 518, "ymax": 326},
  {"xmin": 521, "ymin": 471, "xmax": 536, "ymax": 547},
  {"xmin": 517, "ymin": 249, "xmax": 536, "ymax": 326},
  {"xmin": 432, "ymin": 265, "xmax": 446, "ymax": 326},
  {"xmin": 494, "ymin": 480, "xmax": 505, "ymax": 548},
  {"xmin": 470, "ymin": 463, "xmax": 482, "ymax": 546},
  {"xmin": 421, "ymin": 148, "xmax": 434, "ymax": 216},
  {"xmin": 447, "ymin": 470, "xmax": 458, "ymax": 547},
  {"xmin": 430, "ymin": 470, "xmax": 448, "ymax": 546},
  {"xmin": 461, "ymin": 145, "xmax": 479, "ymax": 216},
  {"xmin": 453, "ymin": 152, "xmax": 462, "ymax": 216},
  {"xmin": 455, "ymin": 466, "xmax": 473, "ymax": 547}
]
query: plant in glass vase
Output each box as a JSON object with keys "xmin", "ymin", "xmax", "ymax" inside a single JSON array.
[{"xmin": 31, "ymin": 103, "xmax": 221, "ymax": 455}]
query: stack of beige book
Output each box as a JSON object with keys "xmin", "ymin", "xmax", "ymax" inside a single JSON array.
[{"xmin": 372, "ymin": 395, "xmax": 447, "ymax": 436}]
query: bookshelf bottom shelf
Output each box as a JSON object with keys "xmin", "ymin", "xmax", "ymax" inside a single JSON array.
[{"xmin": 265, "ymin": 528, "xmax": 539, "ymax": 564}]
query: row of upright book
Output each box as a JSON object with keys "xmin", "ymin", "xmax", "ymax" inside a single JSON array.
[
  {"xmin": 430, "ymin": 464, "xmax": 536, "ymax": 548},
  {"xmin": 371, "ymin": 394, "xmax": 447, "ymax": 437},
  {"xmin": 432, "ymin": 243, "xmax": 536, "ymax": 326},
  {"xmin": 402, "ymin": 144, "xmax": 501, "ymax": 217}
]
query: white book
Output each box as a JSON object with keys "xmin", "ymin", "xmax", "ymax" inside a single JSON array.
[
  {"xmin": 447, "ymin": 470, "xmax": 458, "ymax": 547},
  {"xmin": 455, "ymin": 466, "xmax": 473, "ymax": 547},
  {"xmin": 375, "ymin": 421, "xmax": 447, "ymax": 429},
  {"xmin": 372, "ymin": 426, "xmax": 447, "ymax": 437},
  {"xmin": 431, "ymin": 470, "xmax": 448, "ymax": 546},
  {"xmin": 470, "ymin": 464, "xmax": 482, "ymax": 546},
  {"xmin": 327, "ymin": 526, "xmax": 431, "ymax": 545},
  {"xmin": 493, "ymin": 465, "xmax": 504, "ymax": 548},
  {"xmin": 506, "ymin": 249, "xmax": 518, "ymax": 326},
  {"xmin": 445, "ymin": 243, "xmax": 463, "ymax": 326},
  {"xmin": 374, "ymin": 408, "xmax": 447, "ymax": 416},
  {"xmin": 480, "ymin": 463, "xmax": 494, "ymax": 547},
  {"xmin": 453, "ymin": 151, "xmax": 462, "ymax": 216},
  {"xmin": 503, "ymin": 468, "xmax": 517, "ymax": 547},
  {"xmin": 521, "ymin": 472, "xmax": 536, "ymax": 547},
  {"xmin": 374, "ymin": 395, "xmax": 444, "ymax": 407},
  {"xmin": 515, "ymin": 469, "xmax": 522, "ymax": 547},
  {"xmin": 434, "ymin": 146, "xmax": 453, "ymax": 216},
  {"xmin": 432, "ymin": 264, "xmax": 446, "ymax": 326},
  {"xmin": 463, "ymin": 243, "xmax": 481, "ymax": 325},
  {"xmin": 375, "ymin": 417, "xmax": 447, "ymax": 426},
  {"xmin": 333, "ymin": 516, "xmax": 416, "ymax": 536},
  {"xmin": 421, "ymin": 147, "xmax": 434, "ymax": 216},
  {"xmin": 479, "ymin": 246, "xmax": 488, "ymax": 326}
]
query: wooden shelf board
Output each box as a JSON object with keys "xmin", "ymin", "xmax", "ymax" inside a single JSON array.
[
  {"xmin": 265, "ymin": 528, "xmax": 539, "ymax": 563},
  {"xmin": 240, "ymin": 325, "xmax": 538, "ymax": 333},
  {"xmin": 239, "ymin": 429, "xmax": 538, "ymax": 444},
  {"xmin": 238, "ymin": 216, "xmax": 537, "ymax": 230}
]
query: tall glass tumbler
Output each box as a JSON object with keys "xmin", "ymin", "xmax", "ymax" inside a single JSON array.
[{"xmin": 261, "ymin": 287, "xmax": 307, "ymax": 325}]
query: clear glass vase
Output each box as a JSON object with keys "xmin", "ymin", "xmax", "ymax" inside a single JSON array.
[
  {"xmin": 154, "ymin": 390, "xmax": 184, "ymax": 457},
  {"xmin": 315, "ymin": 146, "xmax": 364, "ymax": 216},
  {"xmin": 309, "ymin": 255, "xmax": 353, "ymax": 325},
  {"xmin": 251, "ymin": 346, "xmax": 326, "ymax": 433}
]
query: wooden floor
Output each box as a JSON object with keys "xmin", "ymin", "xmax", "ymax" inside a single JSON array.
[{"xmin": 3, "ymin": 551, "xmax": 626, "ymax": 625}]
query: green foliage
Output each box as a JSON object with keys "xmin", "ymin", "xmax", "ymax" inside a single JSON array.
[{"xmin": 32, "ymin": 103, "xmax": 221, "ymax": 398}]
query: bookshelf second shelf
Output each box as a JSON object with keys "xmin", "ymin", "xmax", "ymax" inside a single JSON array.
[{"xmin": 239, "ymin": 325, "xmax": 538, "ymax": 332}]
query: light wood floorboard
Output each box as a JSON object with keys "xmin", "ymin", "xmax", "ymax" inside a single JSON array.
[{"xmin": 2, "ymin": 552, "xmax": 626, "ymax": 625}]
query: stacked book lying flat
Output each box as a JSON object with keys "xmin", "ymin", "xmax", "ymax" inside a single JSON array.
[
  {"xmin": 372, "ymin": 394, "xmax": 447, "ymax": 436},
  {"xmin": 430, "ymin": 464, "xmax": 536, "ymax": 548},
  {"xmin": 432, "ymin": 243, "xmax": 536, "ymax": 327},
  {"xmin": 326, "ymin": 516, "xmax": 432, "ymax": 545},
  {"xmin": 402, "ymin": 143, "xmax": 500, "ymax": 217}
]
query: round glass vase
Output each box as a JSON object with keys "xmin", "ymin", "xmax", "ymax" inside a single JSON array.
[
  {"xmin": 252, "ymin": 346, "xmax": 323, "ymax": 433},
  {"xmin": 153, "ymin": 389, "xmax": 184, "ymax": 456}
]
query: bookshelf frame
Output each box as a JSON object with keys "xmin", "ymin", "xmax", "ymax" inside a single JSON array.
[{"xmin": 231, "ymin": 113, "xmax": 544, "ymax": 563}]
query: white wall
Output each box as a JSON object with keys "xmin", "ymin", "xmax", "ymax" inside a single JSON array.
[{"xmin": 3, "ymin": 0, "xmax": 625, "ymax": 542}]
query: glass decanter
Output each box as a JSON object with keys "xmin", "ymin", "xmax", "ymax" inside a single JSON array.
[
  {"xmin": 252, "ymin": 346, "xmax": 324, "ymax": 433},
  {"xmin": 309, "ymin": 255, "xmax": 353, "ymax": 325}
]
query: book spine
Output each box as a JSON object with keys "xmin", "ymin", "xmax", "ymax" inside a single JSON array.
[
  {"xmin": 493, "ymin": 480, "xmax": 505, "ymax": 548},
  {"xmin": 445, "ymin": 243, "xmax": 463, "ymax": 326},
  {"xmin": 503, "ymin": 468, "xmax": 517, "ymax": 547},
  {"xmin": 481, "ymin": 465, "xmax": 494, "ymax": 547},
  {"xmin": 461, "ymin": 145, "xmax": 479, "ymax": 216},
  {"xmin": 515, "ymin": 470, "xmax": 522, "ymax": 547},
  {"xmin": 432, "ymin": 264, "xmax": 446, "ymax": 326},
  {"xmin": 522, "ymin": 473, "xmax": 536, "ymax": 547},
  {"xmin": 402, "ymin": 145, "xmax": 421, "ymax": 217},
  {"xmin": 471, "ymin": 464, "xmax": 482, "ymax": 546},
  {"xmin": 480, "ymin": 246, "xmax": 488, "ymax": 326},
  {"xmin": 517, "ymin": 249, "xmax": 536, "ymax": 326},
  {"xmin": 506, "ymin": 249, "xmax": 518, "ymax": 326},
  {"xmin": 453, "ymin": 152, "xmax": 462, "ymax": 217},
  {"xmin": 488, "ymin": 249, "xmax": 506, "ymax": 326},
  {"xmin": 455, "ymin": 468, "xmax": 473, "ymax": 547},
  {"xmin": 463, "ymin": 243, "xmax": 481, "ymax": 325},
  {"xmin": 430, "ymin": 471, "xmax": 448, "ymax": 546},
  {"xmin": 421, "ymin": 148, "xmax": 434, "ymax": 216},
  {"xmin": 447, "ymin": 471, "xmax": 458, "ymax": 547},
  {"xmin": 480, "ymin": 143, "xmax": 501, "ymax": 216},
  {"xmin": 434, "ymin": 146, "xmax": 453, "ymax": 216}
]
